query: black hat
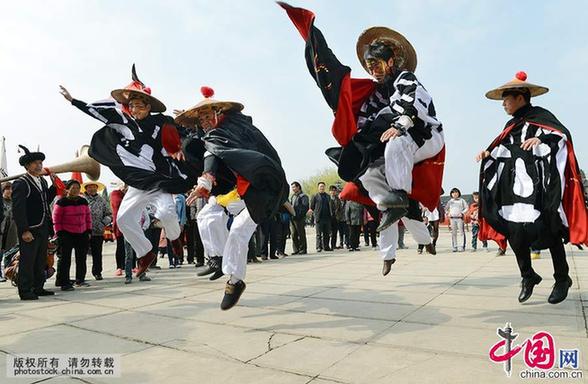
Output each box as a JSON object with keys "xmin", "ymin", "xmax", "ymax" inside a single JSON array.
[{"xmin": 18, "ymin": 145, "xmax": 45, "ymax": 167}]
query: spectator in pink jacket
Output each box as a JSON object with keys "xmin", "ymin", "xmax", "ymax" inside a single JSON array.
[{"xmin": 53, "ymin": 180, "xmax": 92, "ymax": 290}]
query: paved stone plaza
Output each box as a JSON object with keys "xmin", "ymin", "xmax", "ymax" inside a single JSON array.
[{"xmin": 1, "ymin": 229, "xmax": 587, "ymax": 383}]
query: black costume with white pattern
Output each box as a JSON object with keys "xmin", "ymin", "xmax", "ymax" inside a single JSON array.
[
  {"xmin": 72, "ymin": 99, "xmax": 198, "ymax": 194},
  {"xmin": 480, "ymin": 104, "xmax": 570, "ymax": 249}
]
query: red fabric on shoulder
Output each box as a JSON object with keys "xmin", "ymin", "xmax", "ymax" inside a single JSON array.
[
  {"xmin": 161, "ymin": 123, "xmax": 181, "ymax": 154},
  {"xmin": 236, "ymin": 175, "xmax": 251, "ymax": 197}
]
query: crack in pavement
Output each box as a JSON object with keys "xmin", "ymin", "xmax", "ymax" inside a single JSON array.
[{"xmin": 244, "ymin": 334, "xmax": 305, "ymax": 364}]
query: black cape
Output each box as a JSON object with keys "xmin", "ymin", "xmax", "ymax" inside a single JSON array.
[
  {"xmin": 479, "ymin": 105, "xmax": 572, "ymax": 248},
  {"xmin": 185, "ymin": 112, "xmax": 288, "ymax": 224}
]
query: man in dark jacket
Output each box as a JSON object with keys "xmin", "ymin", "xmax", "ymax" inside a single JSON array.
[
  {"xmin": 310, "ymin": 182, "xmax": 334, "ymax": 252},
  {"xmin": 12, "ymin": 146, "xmax": 57, "ymax": 300},
  {"xmin": 289, "ymin": 181, "xmax": 309, "ymax": 254},
  {"xmin": 329, "ymin": 185, "xmax": 345, "ymax": 249}
]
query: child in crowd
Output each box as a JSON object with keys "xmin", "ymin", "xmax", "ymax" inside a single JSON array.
[
  {"xmin": 445, "ymin": 188, "xmax": 468, "ymax": 252},
  {"xmin": 468, "ymin": 192, "xmax": 488, "ymax": 252}
]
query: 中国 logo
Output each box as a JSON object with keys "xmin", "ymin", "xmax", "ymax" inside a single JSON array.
[{"xmin": 488, "ymin": 323, "xmax": 581, "ymax": 379}]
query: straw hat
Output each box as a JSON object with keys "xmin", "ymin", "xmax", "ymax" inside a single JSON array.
[
  {"xmin": 356, "ymin": 26, "xmax": 417, "ymax": 73},
  {"xmin": 485, "ymin": 71, "xmax": 549, "ymax": 100},
  {"xmin": 111, "ymin": 64, "xmax": 166, "ymax": 112},
  {"xmin": 174, "ymin": 87, "xmax": 244, "ymax": 127},
  {"xmin": 81, "ymin": 180, "xmax": 105, "ymax": 194}
]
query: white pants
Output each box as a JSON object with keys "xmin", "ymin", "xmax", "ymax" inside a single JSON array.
[
  {"xmin": 360, "ymin": 129, "xmax": 444, "ymax": 209},
  {"xmin": 117, "ymin": 186, "xmax": 180, "ymax": 258},
  {"xmin": 197, "ymin": 198, "xmax": 257, "ymax": 281},
  {"xmin": 379, "ymin": 218, "xmax": 432, "ymax": 261},
  {"xmin": 197, "ymin": 197, "xmax": 229, "ymax": 257}
]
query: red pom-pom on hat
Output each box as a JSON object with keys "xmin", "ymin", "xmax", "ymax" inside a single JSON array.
[
  {"xmin": 143, "ymin": 87, "xmax": 152, "ymax": 95},
  {"xmin": 515, "ymin": 71, "xmax": 527, "ymax": 81},
  {"xmin": 201, "ymin": 86, "xmax": 214, "ymax": 98}
]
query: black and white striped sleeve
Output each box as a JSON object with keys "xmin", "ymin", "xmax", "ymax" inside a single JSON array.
[
  {"xmin": 71, "ymin": 99, "xmax": 128, "ymax": 125},
  {"xmin": 377, "ymin": 71, "xmax": 442, "ymax": 147}
]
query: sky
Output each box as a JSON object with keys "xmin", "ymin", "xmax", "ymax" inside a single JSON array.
[{"xmin": 1, "ymin": 0, "xmax": 587, "ymax": 192}]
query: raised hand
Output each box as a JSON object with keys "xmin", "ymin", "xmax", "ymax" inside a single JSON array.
[
  {"xmin": 475, "ymin": 150, "xmax": 490, "ymax": 162},
  {"xmin": 59, "ymin": 85, "xmax": 73, "ymax": 102}
]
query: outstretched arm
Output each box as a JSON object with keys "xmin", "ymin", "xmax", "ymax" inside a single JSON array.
[{"xmin": 59, "ymin": 85, "xmax": 127, "ymax": 125}]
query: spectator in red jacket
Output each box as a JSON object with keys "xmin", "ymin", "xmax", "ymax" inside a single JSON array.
[{"xmin": 53, "ymin": 180, "xmax": 92, "ymax": 290}]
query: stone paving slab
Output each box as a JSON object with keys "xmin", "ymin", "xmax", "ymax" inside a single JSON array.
[{"xmin": 0, "ymin": 230, "xmax": 586, "ymax": 383}]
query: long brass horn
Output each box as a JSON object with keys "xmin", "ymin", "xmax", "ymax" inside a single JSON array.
[{"xmin": 0, "ymin": 145, "xmax": 101, "ymax": 183}]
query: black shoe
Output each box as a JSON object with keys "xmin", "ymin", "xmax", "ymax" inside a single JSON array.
[
  {"xmin": 220, "ymin": 280, "xmax": 246, "ymax": 310},
  {"xmin": 197, "ymin": 257, "xmax": 220, "ymax": 276},
  {"xmin": 518, "ymin": 275, "xmax": 542, "ymax": 303},
  {"xmin": 20, "ymin": 292, "xmax": 39, "ymax": 300},
  {"xmin": 269, "ymin": 255, "xmax": 279, "ymax": 260},
  {"xmin": 317, "ymin": 249, "xmax": 322, "ymax": 253},
  {"xmin": 324, "ymin": 248, "xmax": 333, "ymax": 252},
  {"xmin": 250, "ymin": 256, "xmax": 262, "ymax": 263},
  {"xmin": 209, "ymin": 258, "xmax": 224, "ymax": 281},
  {"xmin": 292, "ymin": 250, "xmax": 300, "ymax": 255},
  {"xmin": 34, "ymin": 289, "xmax": 55, "ymax": 296},
  {"xmin": 94, "ymin": 274, "xmax": 103, "ymax": 281},
  {"xmin": 298, "ymin": 251, "xmax": 307, "ymax": 255},
  {"xmin": 60, "ymin": 285, "xmax": 75, "ymax": 291},
  {"xmin": 195, "ymin": 262, "xmax": 205, "ymax": 268},
  {"xmin": 425, "ymin": 243, "xmax": 436, "ymax": 255},
  {"xmin": 548, "ymin": 277, "xmax": 573, "ymax": 304},
  {"xmin": 377, "ymin": 207, "xmax": 407, "ymax": 232},
  {"xmin": 379, "ymin": 190, "xmax": 409, "ymax": 209},
  {"xmin": 382, "ymin": 259, "xmax": 396, "ymax": 276}
]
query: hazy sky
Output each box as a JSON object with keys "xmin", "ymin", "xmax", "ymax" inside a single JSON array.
[{"xmin": 1, "ymin": 0, "xmax": 587, "ymax": 192}]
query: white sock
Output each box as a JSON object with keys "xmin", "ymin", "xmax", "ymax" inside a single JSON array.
[{"xmin": 229, "ymin": 275, "xmax": 240, "ymax": 285}]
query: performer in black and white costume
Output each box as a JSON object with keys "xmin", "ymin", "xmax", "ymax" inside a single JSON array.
[
  {"xmin": 354, "ymin": 31, "xmax": 444, "ymax": 274},
  {"xmin": 178, "ymin": 87, "xmax": 288, "ymax": 310},
  {"xmin": 280, "ymin": 4, "xmax": 445, "ymax": 276},
  {"xmin": 60, "ymin": 66, "xmax": 197, "ymax": 277},
  {"xmin": 477, "ymin": 71, "xmax": 588, "ymax": 304}
]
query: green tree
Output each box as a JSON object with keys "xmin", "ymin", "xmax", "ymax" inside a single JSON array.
[{"xmin": 299, "ymin": 167, "xmax": 344, "ymax": 196}]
